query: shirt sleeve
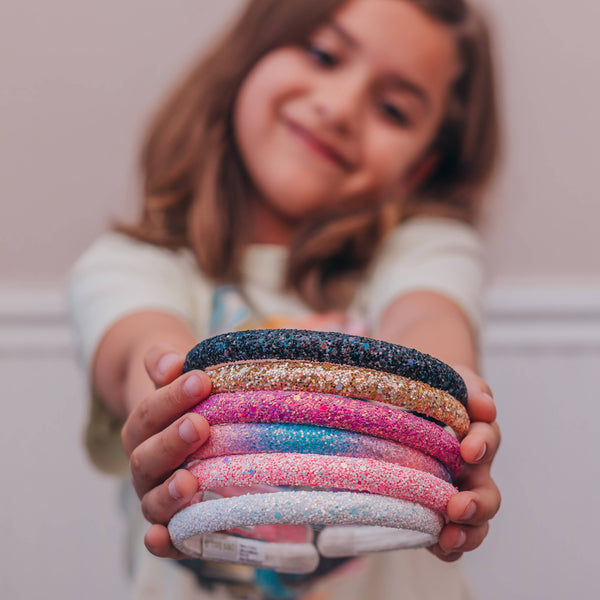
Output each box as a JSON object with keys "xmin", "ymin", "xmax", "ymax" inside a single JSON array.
[
  {"xmin": 67, "ymin": 232, "xmax": 199, "ymax": 475},
  {"xmin": 360, "ymin": 217, "xmax": 487, "ymax": 334},
  {"xmin": 67, "ymin": 232, "xmax": 197, "ymax": 375}
]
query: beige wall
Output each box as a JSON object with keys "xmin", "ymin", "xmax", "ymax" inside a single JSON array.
[
  {"xmin": 0, "ymin": 0, "xmax": 244, "ymax": 281},
  {"xmin": 481, "ymin": 0, "xmax": 600, "ymax": 282},
  {"xmin": 1, "ymin": 0, "xmax": 599, "ymax": 284}
]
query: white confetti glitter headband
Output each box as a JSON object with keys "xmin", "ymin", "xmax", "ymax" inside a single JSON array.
[{"xmin": 169, "ymin": 491, "xmax": 444, "ymax": 571}]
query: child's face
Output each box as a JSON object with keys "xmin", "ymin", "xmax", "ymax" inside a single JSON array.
[{"xmin": 234, "ymin": 0, "xmax": 459, "ymax": 243}]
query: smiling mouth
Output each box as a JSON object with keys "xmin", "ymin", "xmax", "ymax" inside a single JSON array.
[{"xmin": 285, "ymin": 119, "xmax": 353, "ymax": 171}]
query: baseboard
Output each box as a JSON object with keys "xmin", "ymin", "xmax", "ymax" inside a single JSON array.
[{"xmin": 1, "ymin": 283, "xmax": 599, "ymax": 356}]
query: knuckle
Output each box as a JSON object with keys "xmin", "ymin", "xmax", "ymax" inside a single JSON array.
[
  {"xmin": 481, "ymin": 381, "xmax": 493, "ymax": 397},
  {"xmin": 157, "ymin": 426, "xmax": 177, "ymax": 459},
  {"xmin": 492, "ymin": 421, "xmax": 502, "ymax": 447},
  {"xmin": 440, "ymin": 550, "xmax": 463, "ymax": 563},
  {"xmin": 481, "ymin": 520, "xmax": 490, "ymax": 539},
  {"xmin": 165, "ymin": 380, "xmax": 184, "ymax": 412},
  {"xmin": 129, "ymin": 472, "xmax": 143, "ymax": 500},
  {"xmin": 491, "ymin": 486, "xmax": 502, "ymax": 517},
  {"xmin": 137, "ymin": 398, "xmax": 158, "ymax": 433},
  {"xmin": 141, "ymin": 495, "xmax": 155, "ymax": 523},
  {"xmin": 475, "ymin": 482, "xmax": 501, "ymax": 523},
  {"xmin": 120, "ymin": 422, "xmax": 132, "ymax": 456},
  {"xmin": 467, "ymin": 523, "xmax": 489, "ymax": 551},
  {"xmin": 130, "ymin": 449, "xmax": 149, "ymax": 484}
]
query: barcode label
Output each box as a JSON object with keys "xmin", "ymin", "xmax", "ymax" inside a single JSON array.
[
  {"xmin": 201, "ymin": 533, "xmax": 266, "ymax": 565},
  {"xmin": 238, "ymin": 539, "xmax": 266, "ymax": 564}
]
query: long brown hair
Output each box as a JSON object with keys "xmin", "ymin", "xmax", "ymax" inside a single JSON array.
[{"xmin": 119, "ymin": 0, "xmax": 500, "ymax": 311}]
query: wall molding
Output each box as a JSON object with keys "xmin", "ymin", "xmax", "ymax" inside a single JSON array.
[
  {"xmin": 1, "ymin": 283, "xmax": 599, "ymax": 356},
  {"xmin": 0, "ymin": 286, "xmax": 73, "ymax": 356},
  {"xmin": 482, "ymin": 283, "xmax": 600, "ymax": 353}
]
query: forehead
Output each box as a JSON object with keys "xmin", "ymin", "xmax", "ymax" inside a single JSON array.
[{"xmin": 332, "ymin": 0, "xmax": 459, "ymax": 99}]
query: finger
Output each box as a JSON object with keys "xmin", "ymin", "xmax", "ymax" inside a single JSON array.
[
  {"xmin": 145, "ymin": 524, "xmax": 188, "ymax": 560},
  {"xmin": 144, "ymin": 345, "xmax": 186, "ymax": 389},
  {"xmin": 447, "ymin": 466, "xmax": 501, "ymax": 526},
  {"xmin": 453, "ymin": 366, "xmax": 496, "ymax": 423},
  {"xmin": 460, "ymin": 421, "xmax": 501, "ymax": 465},
  {"xmin": 428, "ymin": 546, "xmax": 463, "ymax": 563},
  {"xmin": 130, "ymin": 412, "xmax": 209, "ymax": 498},
  {"xmin": 141, "ymin": 469, "xmax": 199, "ymax": 525},
  {"xmin": 430, "ymin": 521, "xmax": 490, "ymax": 560},
  {"xmin": 122, "ymin": 369, "xmax": 212, "ymax": 456}
]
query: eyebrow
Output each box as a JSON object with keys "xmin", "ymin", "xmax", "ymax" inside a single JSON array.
[{"xmin": 327, "ymin": 20, "xmax": 431, "ymax": 112}]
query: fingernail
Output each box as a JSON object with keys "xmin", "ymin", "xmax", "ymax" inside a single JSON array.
[
  {"xmin": 157, "ymin": 353, "xmax": 179, "ymax": 376},
  {"xmin": 460, "ymin": 501, "xmax": 477, "ymax": 522},
  {"xmin": 168, "ymin": 477, "xmax": 183, "ymax": 500},
  {"xmin": 179, "ymin": 418, "xmax": 200, "ymax": 444},
  {"xmin": 183, "ymin": 374, "xmax": 204, "ymax": 398},
  {"xmin": 474, "ymin": 443, "xmax": 487, "ymax": 462},
  {"xmin": 452, "ymin": 530, "xmax": 467, "ymax": 550}
]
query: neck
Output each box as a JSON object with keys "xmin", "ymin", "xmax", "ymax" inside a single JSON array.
[{"xmin": 247, "ymin": 196, "xmax": 295, "ymax": 246}]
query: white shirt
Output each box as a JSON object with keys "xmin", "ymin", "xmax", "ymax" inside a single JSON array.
[{"xmin": 67, "ymin": 216, "xmax": 484, "ymax": 600}]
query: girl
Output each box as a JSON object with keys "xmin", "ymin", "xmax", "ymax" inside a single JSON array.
[{"xmin": 69, "ymin": 0, "xmax": 501, "ymax": 598}]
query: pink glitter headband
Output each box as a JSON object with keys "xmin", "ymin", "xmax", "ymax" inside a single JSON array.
[
  {"xmin": 169, "ymin": 491, "xmax": 444, "ymax": 569},
  {"xmin": 191, "ymin": 390, "xmax": 464, "ymax": 479},
  {"xmin": 185, "ymin": 453, "xmax": 457, "ymax": 513},
  {"xmin": 184, "ymin": 423, "xmax": 451, "ymax": 482},
  {"xmin": 206, "ymin": 360, "xmax": 469, "ymax": 438}
]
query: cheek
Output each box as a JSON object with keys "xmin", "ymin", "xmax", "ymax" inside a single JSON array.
[
  {"xmin": 363, "ymin": 126, "xmax": 437, "ymax": 193},
  {"xmin": 362, "ymin": 139, "xmax": 411, "ymax": 193},
  {"xmin": 234, "ymin": 71, "xmax": 274, "ymax": 145},
  {"xmin": 234, "ymin": 54, "xmax": 307, "ymax": 154}
]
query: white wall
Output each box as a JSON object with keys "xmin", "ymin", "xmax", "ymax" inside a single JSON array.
[{"xmin": 1, "ymin": 1, "xmax": 599, "ymax": 598}]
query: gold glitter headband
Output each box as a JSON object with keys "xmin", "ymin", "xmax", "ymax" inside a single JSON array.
[{"xmin": 205, "ymin": 360, "xmax": 470, "ymax": 439}]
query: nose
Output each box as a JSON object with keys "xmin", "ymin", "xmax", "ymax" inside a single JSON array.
[{"xmin": 311, "ymin": 71, "xmax": 366, "ymax": 135}]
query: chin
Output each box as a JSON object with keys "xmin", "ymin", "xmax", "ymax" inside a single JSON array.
[{"xmin": 266, "ymin": 190, "xmax": 334, "ymax": 220}]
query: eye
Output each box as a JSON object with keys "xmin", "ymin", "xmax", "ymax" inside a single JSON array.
[
  {"xmin": 379, "ymin": 101, "xmax": 412, "ymax": 128},
  {"xmin": 305, "ymin": 43, "xmax": 338, "ymax": 68}
]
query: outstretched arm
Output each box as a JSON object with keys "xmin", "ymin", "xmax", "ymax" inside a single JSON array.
[
  {"xmin": 92, "ymin": 310, "xmax": 212, "ymax": 558},
  {"xmin": 376, "ymin": 290, "xmax": 501, "ymax": 561}
]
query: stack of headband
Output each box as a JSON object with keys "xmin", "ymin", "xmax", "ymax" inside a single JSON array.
[{"xmin": 168, "ymin": 329, "xmax": 469, "ymax": 573}]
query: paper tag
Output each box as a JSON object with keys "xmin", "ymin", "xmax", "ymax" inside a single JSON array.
[
  {"xmin": 202, "ymin": 533, "xmax": 239, "ymax": 562},
  {"xmin": 201, "ymin": 533, "xmax": 267, "ymax": 565},
  {"xmin": 238, "ymin": 539, "xmax": 266, "ymax": 564}
]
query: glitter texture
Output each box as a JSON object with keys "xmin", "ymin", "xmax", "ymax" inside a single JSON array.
[
  {"xmin": 184, "ymin": 329, "xmax": 467, "ymax": 404},
  {"xmin": 169, "ymin": 491, "xmax": 444, "ymax": 558},
  {"xmin": 191, "ymin": 391, "xmax": 464, "ymax": 479},
  {"xmin": 186, "ymin": 453, "xmax": 456, "ymax": 512},
  {"xmin": 206, "ymin": 360, "xmax": 469, "ymax": 438},
  {"xmin": 185, "ymin": 423, "xmax": 452, "ymax": 482}
]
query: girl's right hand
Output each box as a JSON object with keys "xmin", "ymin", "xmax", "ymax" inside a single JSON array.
[{"xmin": 120, "ymin": 345, "xmax": 212, "ymax": 559}]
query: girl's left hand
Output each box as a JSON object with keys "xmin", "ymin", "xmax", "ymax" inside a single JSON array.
[{"xmin": 430, "ymin": 366, "xmax": 501, "ymax": 561}]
